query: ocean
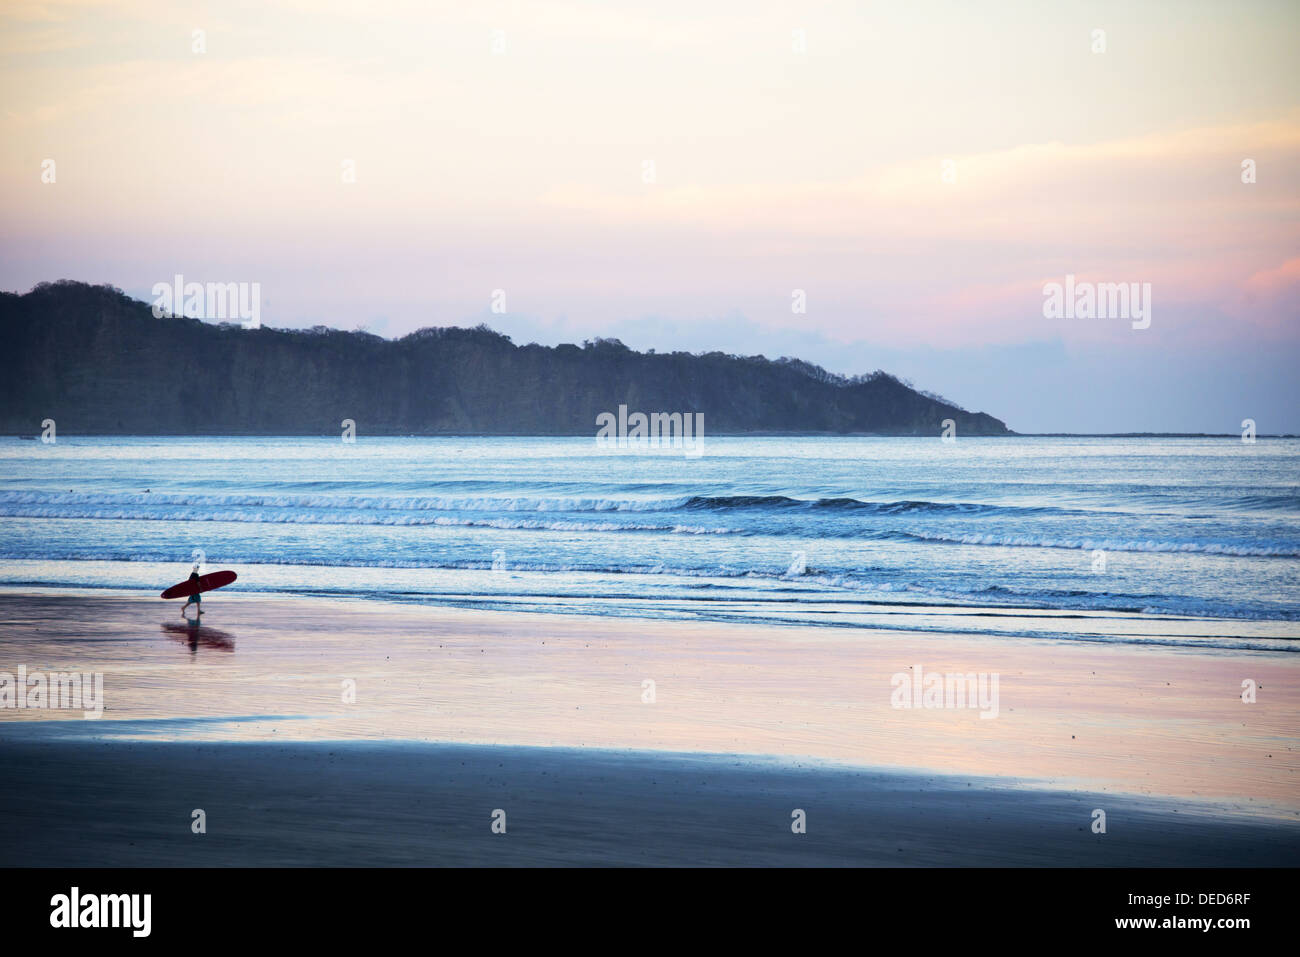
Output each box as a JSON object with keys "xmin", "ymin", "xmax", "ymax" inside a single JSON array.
[{"xmin": 1, "ymin": 435, "xmax": 1296, "ymax": 648}]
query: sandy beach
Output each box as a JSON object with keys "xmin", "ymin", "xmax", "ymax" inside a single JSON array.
[
  {"xmin": 0, "ymin": 590, "xmax": 1296, "ymax": 866},
  {"xmin": 3, "ymin": 738, "xmax": 1297, "ymax": 867}
]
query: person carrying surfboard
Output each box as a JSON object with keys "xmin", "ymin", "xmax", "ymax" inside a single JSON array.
[
  {"xmin": 161, "ymin": 568, "xmax": 236, "ymax": 605},
  {"xmin": 181, "ymin": 563, "xmax": 203, "ymax": 617}
]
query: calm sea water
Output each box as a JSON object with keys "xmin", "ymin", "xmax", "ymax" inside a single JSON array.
[{"xmin": 1, "ymin": 436, "xmax": 1296, "ymax": 644}]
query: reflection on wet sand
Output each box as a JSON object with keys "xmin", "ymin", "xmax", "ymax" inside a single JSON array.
[
  {"xmin": 161, "ymin": 621, "xmax": 236, "ymax": 654},
  {"xmin": 1, "ymin": 593, "xmax": 1296, "ymax": 814}
]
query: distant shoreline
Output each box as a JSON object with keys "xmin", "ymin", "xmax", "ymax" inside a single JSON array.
[{"xmin": 2, "ymin": 282, "xmax": 1013, "ymax": 436}]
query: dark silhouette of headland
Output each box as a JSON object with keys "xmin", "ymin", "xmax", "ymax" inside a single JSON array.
[{"xmin": 0, "ymin": 281, "xmax": 1012, "ymax": 436}]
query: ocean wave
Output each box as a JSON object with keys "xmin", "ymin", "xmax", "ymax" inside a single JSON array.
[
  {"xmin": 0, "ymin": 489, "xmax": 694, "ymax": 514},
  {"xmin": 0, "ymin": 489, "xmax": 1085, "ymax": 519},
  {"xmin": 9, "ymin": 487, "xmax": 1297, "ymax": 523},
  {"xmin": 0, "ymin": 503, "xmax": 734, "ymax": 535},
  {"xmin": 891, "ymin": 529, "xmax": 1300, "ymax": 558},
  {"xmin": 681, "ymin": 494, "xmax": 1067, "ymax": 515},
  {"xmin": 4, "ymin": 551, "xmax": 1297, "ymax": 621}
]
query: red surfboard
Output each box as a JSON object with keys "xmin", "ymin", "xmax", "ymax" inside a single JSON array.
[{"xmin": 161, "ymin": 570, "xmax": 238, "ymax": 599}]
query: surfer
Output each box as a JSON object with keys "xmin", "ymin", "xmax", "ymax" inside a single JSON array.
[
  {"xmin": 162, "ymin": 567, "xmax": 235, "ymax": 606},
  {"xmin": 181, "ymin": 564, "xmax": 203, "ymax": 617}
]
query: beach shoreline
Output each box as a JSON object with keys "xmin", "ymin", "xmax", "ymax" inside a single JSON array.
[{"xmin": 3, "ymin": 587, "xmax": 1298, "ymax": 866}]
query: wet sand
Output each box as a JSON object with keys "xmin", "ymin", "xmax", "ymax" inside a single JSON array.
[
  {"xmin": 1, "ymin": 738, "xmax": 1297, "ymax": 866},
  {"xmin": 0, "ymin": 591, "xmax": 1297, "ymax": 865}
]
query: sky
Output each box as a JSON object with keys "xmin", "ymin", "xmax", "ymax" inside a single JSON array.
[{"xmin": 1, "ymin": 0, "xmax": 1297, "ymax": 432}]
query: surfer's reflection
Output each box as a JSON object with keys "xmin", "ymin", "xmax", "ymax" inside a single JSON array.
[{"xmin": 161, "ymin": 620, "xmax": 236, "ymax": 655}]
